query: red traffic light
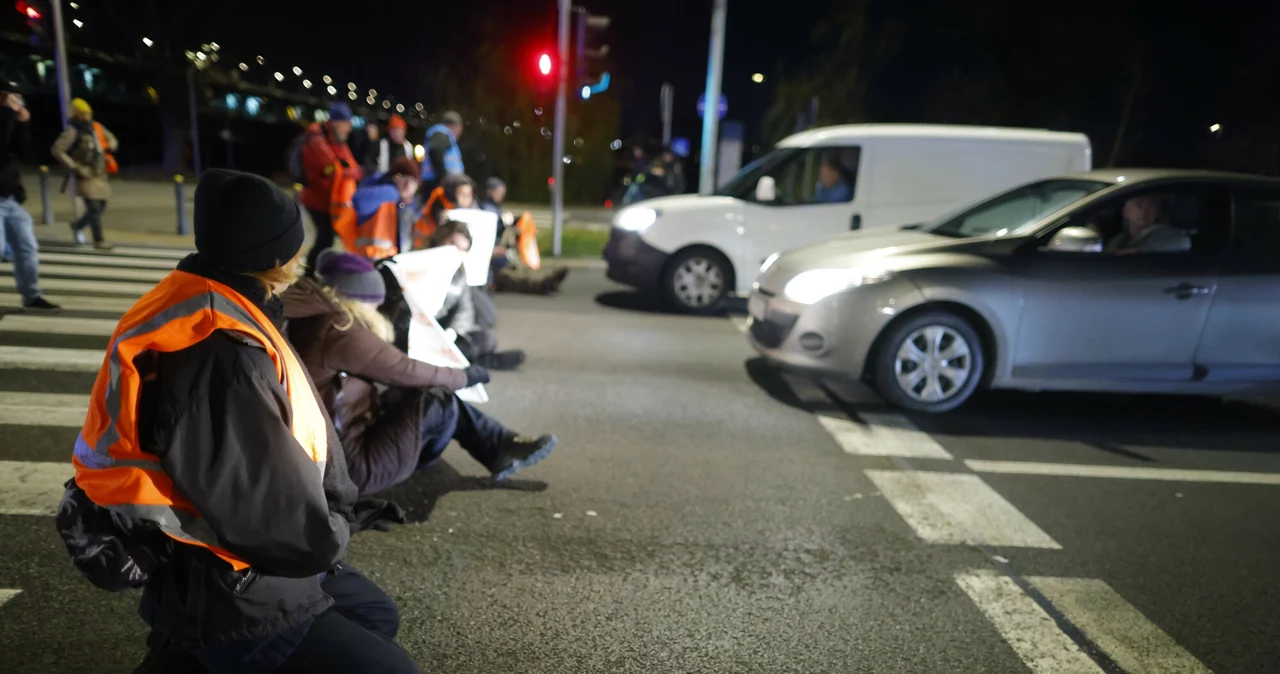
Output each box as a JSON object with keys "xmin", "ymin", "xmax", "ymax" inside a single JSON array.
[
  {"xmin": 537, "ymin": 53, "xmax": 552, "ymax": 76},
  {"xmin": 16, "ymin": 1, "xmax": 41, "ymax": 20}
]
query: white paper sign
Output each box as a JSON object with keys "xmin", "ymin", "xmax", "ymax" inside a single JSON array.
[
  {"xmin": 442, "ymin": 208, "xmax": 498, "ymax": 287},
  {"xmin": 407, "ymin": 314, "xmax": 488, "ymax": 404}
]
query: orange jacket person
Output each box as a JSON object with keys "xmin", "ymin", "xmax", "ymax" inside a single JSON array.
[
  {"xmin": 300, "ymin": 102, "xmax": 363, "ymax": 274},
  {"xmin": 333, "ymin": 157, "xmax": 424, "ymax": 262},
  {"xmin": 55, "ymin": 169, "xmax": 419, "ymax": 674}
]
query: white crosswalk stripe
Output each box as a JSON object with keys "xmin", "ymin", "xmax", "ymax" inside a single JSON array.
[
  {"xmin": 0, "ymin": 293, "xmax": 137, "ymax": 313},
  {"xmin": 0, "ymin": 314, "xmax": 118, "ymax": 336},
  {"xmin": 1, "ymin": 262, "xmax": 168, "ymax": 282},
  {"xmin": 35, "ymin": 251, "xmax": 180, "ymax": 269},
  {"xmin": 0, "ymin": 460, "xmax": 75, "ymax": 516},
  {"xmin": 0, "ymin": 345, "xmax": 103, "ymax": 371},
  {"xmin": 0, "ymin": 275, "xmax": 153, "ymax": 296},
  {"xmin": 0, "ymin": 391, "xmax": 90, "ymax": 426},
  {"xmin": 0, "ymin": 589, "xmax": 21, "ymax": 608}
]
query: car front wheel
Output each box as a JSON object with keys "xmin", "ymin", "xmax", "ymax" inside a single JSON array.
[
  {"xmin": 872, "ymin": 311, "xmax": 984, "ymax": 413},
  {"xmin": 662, "ymin": 248, "xmax": 731, "ymax": 314}
]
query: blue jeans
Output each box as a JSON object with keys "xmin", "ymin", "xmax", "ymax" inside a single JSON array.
[{"xmin": 0, "ymin": 197, "xmax": 41, "ymax": 303}]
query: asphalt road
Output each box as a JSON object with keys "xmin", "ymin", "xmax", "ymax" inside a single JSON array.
[{"xmin": 1, "ymin": 246, "xmax": 1278, "ymax": 673}]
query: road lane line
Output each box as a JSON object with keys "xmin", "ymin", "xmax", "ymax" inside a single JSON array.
[
  {"xmin": 817, "ymin": 412, "xmax": 954, "ymax": 459},
  {"xmin": 0, "ymin": 293, "xmax": 137, "ymax": 313},
  {"xmin": 0, "ymin": 345, "xmax": 103, "ymax": 371},
  {"xmin": 956, "ymin": 570, "xmax": 1104, "ymax": 673},
  {"xmin": 0, "ymin": 589, "xmax": 21, "ymax": 608},
  {"xmin": 866, "ymin": 470, "xmax": 1061, "ymax": 548},
  {"xmin": 0, "ymin": 315, "xmax": 117, "ymax": 337},
  {"xmin": 0, "ymin": 263, "xmax": 168, "ymax": 282},
  {"xmin": 97, "ymin": 246, "xmax": 191, "ymax": 259},
  {"xmin": 967, "ymin": 459, "xmax": 1280, "ymax": 486},
  {"xmin": 1030, "ymin": 576, "xmax": 1210, "ymax": 674},
  {"xmin": 0, "ymin": 392, "xmax": 89, "ymax": 427},
  {"xmin": 0, "ymin": 460, "xmax": 74, "ymax": 516},
  {"xmin": 0, "ymin": 276, "xmax": 153, "ymax": 296},
  {"xmin": 34, "ymin": 252, "xmax": 179, "ymax": 269}
]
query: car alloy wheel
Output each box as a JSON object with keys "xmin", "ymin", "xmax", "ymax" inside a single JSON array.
[
  {"xmin": 893, "ymin": 325, "xmax": 974, "ymax": 404},
  {"xmin": 671, "ymin": 255, "xmax": 724, "ymax": 309}
]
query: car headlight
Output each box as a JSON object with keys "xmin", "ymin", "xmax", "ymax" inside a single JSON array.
[
  {"xmin": 615, "ymin": 207, "xmax": 658, "ymax": 232},
  {"xmin": 782, "ymin": 268, "xmax": 895, "ymax": 305},
  {"xmin": 759, "ymin": 252, "xmax": 781, "ymax": 274}
]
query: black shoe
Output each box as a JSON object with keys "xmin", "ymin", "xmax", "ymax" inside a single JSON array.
[
  {"xmin": 490, "ymin": 434, "xmax": 557, "ymax": 481},
  {"xmin": 23, "ymin": 296, "xmax": 60, "ymax": 310},
  {"xmin": 477, "ymin": 349, "xmax": 526, "ymax": 371}
]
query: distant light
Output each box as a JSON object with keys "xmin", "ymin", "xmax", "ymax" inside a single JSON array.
[
  {"xmin": 368, "ymin": 89, "xmax": 377, "ymax": 97},
  {"xmin": 573, "ymin": 137, "xmax": 585, "ymax": 148},
  {"xmin": 1116, "ymin": 175, "xmax": 1126, "ymax": 182},
  {"xmin": 292, "ymin": 66, "xmax": 302, "ymax": 76},
  {"xmin": 538, "ymin": 53, "xmax": 552, "ymax": 76},
  {"xmin": 413, "ymin": 144, "xmax": 425, "ymax": 162},
  {"xmin": 238, "ymin": 62, "xmax": 249, "ymax": 71},
  {"xmin": 513, "ymin": 120, "xmax": 522, "ymax": 128},
  {"xmin": 541, "ymin": 127, "xmax": 551, "ymax": 139},
  {"xmin": 322, "ymin": 75, "xmax": 332, "ymax": 84},
  {"xmin": 141, "ymin": 37, "xmax": 154, "ymax": 47},
  {"xmin": 348, "ymin": 82, "xmax": 357, "ymax": 91},
  {"xmin": 382, "ymin": 100, "xmax": 391, "ymax": 109},
  {"xmin": 534, "ymin": 106, "xmax": 543, "ymax": 116},
  {"xmin": 69, "ymin": 2, "xmax": 79, "ymax": 8},
  {"xmin": 395, "ymin": 103, "xmax": 405, "ymax": 113},
  {"xmin": 71, "ymin": 19, "xmax": 83, "ymax": 28},
  {"xmin": 581, "ymin": 85, "xmax": 591, "ymax": 100},
  {"xmin": 415, "ymin": 102, "xmax": 424, "ymax": 111},
  {"xmin": 1209, "ymin": 123, "xmax": 1222, "ymax": 133},
  {"xmin": 302, "ymin": 79, "xmax": 312, "ymax": 89},
  {"xmin": 273, "ymin": 72, "xmax": 284, "ymax": 82},
  {"xmin": 610, "ymin": 139, "xmax": 622, "ymax": 150},
  {"xmin": 348, "ymin": 91, "xmax": 358, "ymax": 101},
  {"xmin": 504, "ymin": 126, "xmax": 513, "ymax": 135},
  {"xmin": 209, "ymin": 42, "xmax": 220, "ymax": 51},
  {"xmin": 751, "ymin": 73, "xmax": 765, "ymax": 83},
  {"xmin": 547, "ymin": 177, "xmax": 555, "ymax": 185},
  {"xmin": 22, "ymin": 3, "xmax": 41, "ymax": 19},
  {"xmin": 366, "ymin": 96, "xmax": 375, "ymax": 105},
  {"xmin": 196, "ymin": 52, "xmax": 207, "ymax": 61},
  {"xmin": 563, "ymin": 156, "xmax": 572, "ymax": 164},
  {"xmin": 255, "ymin": 55, "xmax": 265, "ymax": 65},
  {"xmin": 326, "ymin": 85, "xmax": 337, "ymax": 95}
]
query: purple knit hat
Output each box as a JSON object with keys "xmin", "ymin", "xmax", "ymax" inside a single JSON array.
[{"xmin": 316, "ymin": 250, "xmax": 385, "ymax": 304}]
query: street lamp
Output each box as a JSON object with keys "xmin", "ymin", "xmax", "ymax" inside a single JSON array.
[
  {"xmin": 395, "ymin": 103, "xmax": 405, "ymax": 113},
  {"xmin": 1209, "ymin": 123, "xmax": 1222, "ymax": 133},
  {"xmin": 327, "ymin": 85, "xmax": 337, "ymax": 96},
  {"xmin": 238, "ymin": 63, "xmax": 248, "ymax": 71},
  {"xmin": 302, "ymin": 79, "xmax": 312, "ymax": 89},
  {"xmin": 72, "ymin": 19, "xmax": 82, "ymax": 28},
  {"xmin": 292, "ymin": 66, "xmax": 302, "ymax": 76},
  {"xmin": 273, "ymin": 72, "xmax": 284, "ymax": 82},
  {"xmin": 142, "ymin": 37, "xmax": 154, "ymax": 47},
  {"xmin": 323, "ymin": 75, "xmax": 332, "ymax": 84},
  {"xmin": 751, "ymin": 73, "xmax": 765, "ymax": 83},
  {"xmin": 255, "ymin": 55, "xmax": 265, "ymax": 65},
  {"xmin": 348, "ymin": 82, "xmax": 357, "ymax": 91}
]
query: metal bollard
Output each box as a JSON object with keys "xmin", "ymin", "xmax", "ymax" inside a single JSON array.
[
  {"xmin": 38, "ymin": 165, "xmax": 52, "ymax": 225},
  {"xmin": 174, "ymin": 175, "xmax": 188, "ymax": 235}
]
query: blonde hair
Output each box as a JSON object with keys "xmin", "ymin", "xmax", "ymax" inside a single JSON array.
[
  {"xmin": 320, "ymin": 284, "xmax": 395, "ymax": 343},
  {"xmin": 247, "ymin": 253, "xmax": 305, "ymax": 300}
]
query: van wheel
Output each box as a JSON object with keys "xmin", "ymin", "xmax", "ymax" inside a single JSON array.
[
  {"xmin": 662, "ymin": 248, "xmax": 731, "ymax": 314},
  {"xmin": 872, "ymin": 311, "xmax": 984, "ymax": 413}
]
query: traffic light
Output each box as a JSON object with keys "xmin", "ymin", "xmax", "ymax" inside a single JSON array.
[
  {"xmin": 537, "ymin": 52, "xmax": 552, "ymax": 77},
  {"xmin": 575, "ymin": 11, "xmax": 610, "ymax": 96},
  {"xmin": 15, "ymin": 1, "xmax": 48, "ymax": 45}
]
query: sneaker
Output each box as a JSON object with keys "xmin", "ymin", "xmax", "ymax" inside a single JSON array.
[
  {"xmin": 94, "ymin": 241, "xmax": 115, "ymax": 251},
  {"xmin": 23, "ymin": 296, "xmax": 60, "ymax": 310},
  {"xmin": 490, "ymin": 434, "xmax": 557, "ymax": 481},
  {"xmin": 71, "ymin": 227, "xmax": 87, "ymax": 246},
  {"xmin": 476, "ymin": 349, "xmax": 526, "ymax": 371}
]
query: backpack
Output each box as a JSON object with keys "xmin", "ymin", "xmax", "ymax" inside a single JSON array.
[{"xmin": 286, "ymin": 130, "xmax": 314, "ymax": 186}]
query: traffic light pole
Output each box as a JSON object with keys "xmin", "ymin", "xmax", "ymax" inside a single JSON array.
[
  {"xmin": 551, "ymin": 0, "xmax": 571, "ymax": 257},
  {"xmin": 48, "ymin": 0, "xmax": 71, "ymax": 125},
  {"xmin": 697, "ymin": 0, "xmax": 727, "ymax": 195}
]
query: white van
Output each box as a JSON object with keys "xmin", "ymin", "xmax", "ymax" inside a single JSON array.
[{"xmin": 603, "ymin": 124, "xmax": 1092, "ymax": 313}]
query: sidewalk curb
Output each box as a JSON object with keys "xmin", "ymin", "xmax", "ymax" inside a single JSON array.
[{"xmin": 542, "ymin": 258, "xmax": 606, "ymax": 270}]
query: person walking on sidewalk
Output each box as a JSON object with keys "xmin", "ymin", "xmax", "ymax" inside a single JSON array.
[
  {"xmin": 51, "ymin": 98, "xmax": 117, "ymax": 250},
  {"xmin": 0, "ymin": 87, "xmax": 57, "ymax": 310},
  {"xmin": 300, "ymin": 102, "xmax": 362, "ymax": 273}
]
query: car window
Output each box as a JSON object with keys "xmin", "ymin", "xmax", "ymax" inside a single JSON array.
[
  {"xmin": 1068, "ymin": 186, "xmax": 1231, "ymax": 256},
  {"xmin": 929, "ymin": 180, "xmax": 1108, "ymax": 238},
  {"xmin": 1232, "ymin": 188, "xmax": 1280, "ymax": 262},
  {"xmin": 745, "ymin": 146, "xmax": 860, "ymax": 205}
]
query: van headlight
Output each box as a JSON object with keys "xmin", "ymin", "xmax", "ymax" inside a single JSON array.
[
  {"xmin": 615, "ymin": 207, "xmax": 659, "ymax": 232},
  {"xmin": 783, "ymin": 268, "xmax": 896, "ymax": 305}
]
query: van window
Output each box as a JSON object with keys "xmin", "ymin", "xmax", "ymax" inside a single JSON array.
[{"xmin": 716, "ymin": 146, "xmax": 860, "ymax": 205}]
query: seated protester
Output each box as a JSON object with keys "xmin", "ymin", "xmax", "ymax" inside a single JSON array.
[
  {"xmin": 57, "ymin": 169, "xmax": 416, "ymax": 674},
  {"xmin": 477, "ymin": 176, "xmax": 569, "ymax": 295},
  {"xmin": 282, "ymin": 251, "xmax": 557, "ymax": 494},
  {"xmin": 426, "ymin": 220, "xmax": 527, "ymax": 370},
  {"xmin": 414, "ymin": 173, "xmax": 473, "ymax": 249},
  {"xmin": 339, "ymin": 157, "xmax": 424, "ymax": 262}
]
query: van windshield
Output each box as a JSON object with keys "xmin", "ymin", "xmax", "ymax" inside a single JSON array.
[
  {"xmin": 927, "ymin": 179, "xmax": 1111, "ymax": 238},
  {"xmin": 714, "ymin": 148, "xmax": 800, "ymax": 199}
]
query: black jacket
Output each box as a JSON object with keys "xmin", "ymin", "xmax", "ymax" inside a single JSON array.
[
  {"xmin": 0, "ymin": 107, "xmax": 31, "ymax": 202},
  {"xmin": 64, "ymin": 256, "xmax": 362, "ymax": 647}
]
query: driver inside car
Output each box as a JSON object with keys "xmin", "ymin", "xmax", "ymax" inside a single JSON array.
[{"xmin": 1104, "ymin": 194, "xmax": 1191, "ymax": 254}]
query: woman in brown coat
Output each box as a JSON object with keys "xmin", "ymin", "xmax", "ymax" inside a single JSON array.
[
  {"xmin": 50, "ymin": 98, "xmax": 116, "ymax": 249},
  {"xmin": 282, "ymin": 250, "xmax": 556, "ymax": 494}
]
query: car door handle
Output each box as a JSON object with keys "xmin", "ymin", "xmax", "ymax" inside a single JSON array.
[
  {"xmin": 851, "ymin": 213, "xmax": 862, "ymax": 230},
  {"xmin": 1163, "ymin": 282, "xmax": 1213, "ymax": 299}
]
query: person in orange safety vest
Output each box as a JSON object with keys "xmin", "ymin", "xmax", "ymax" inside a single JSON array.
[
  {"xmin": 333, "ymin": 157, "xmax": 424, "ymax": 262},
  {"xmin": 477, "ymin": 176, "xmax": 568, "ymax": 295},
  {"xmin": 55, "ymin": 169, "xmax": 419, "ymax": 674},
  {"xmin": 300, "ymin": 102, "xmax": 363, "ymax": 275}
]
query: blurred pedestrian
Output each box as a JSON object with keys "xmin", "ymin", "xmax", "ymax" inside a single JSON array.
[
  {"xmin": 420, "ymin": 110, "xmax": 464, "ymax": 194},
  {"xmin": 340, "ymin": 157, "xmax": 422, "ymax": 262},
  {"xmin": 51, "ymin": 97, "xmax": 117, "ymax": 250},
  {"xmin": 283, "ymin": 251, "xmax": 557, "ymax": 493},
  {"xmin": 366, "ymin": 114, "xmax": 414, "ymax": 179},
  {"xmin": 300, "ymin": 102, "xmax": 363, "ymax": 274},
  {"xmin": 477, "ymin": 177, "xmax": 567, "ymax": 295},
  {"xmin": 0, "ymin": 87, "xmax": 57, "ymax": 310},
  {"xmin": 659, "ymin": 146, "xmax": 687, "ymax": 195},
  {"xmin": 629, "ymin": 145, "xmax": 647, "ymax": 176},
  {"xmin": 57, "ymin": 169, "xmax": 416, "ymax": 673}
]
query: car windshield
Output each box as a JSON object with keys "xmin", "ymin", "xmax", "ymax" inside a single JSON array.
[
  {"xmin": 927, "ymin": 179, "xmax": 1111, "ymax": 238},
  {"xmin": 714, "ymin": 148, "xmax": 801, "ymax": 198}
]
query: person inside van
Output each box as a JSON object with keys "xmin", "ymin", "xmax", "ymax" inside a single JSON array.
[
  {"xmin": 1105, "ymin": 194, "xmax": 1190, "ymax": 254},
  {"xmin": 813, "ymin": 156, "xmax": 852, "ymax": 203}
]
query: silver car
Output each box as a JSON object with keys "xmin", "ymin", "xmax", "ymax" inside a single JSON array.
[{"xmin": 747, "ymin": 169, "xmax": 1280, "ymax": 412}]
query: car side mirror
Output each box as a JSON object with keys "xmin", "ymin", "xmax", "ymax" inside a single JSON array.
[
  {"xmin": 1045, "ymin": 226, "xmax": 1103, "ymax": 253},
  {"xmin": 755, "ymin": 175, "xmax": 777, "ymax": 203}
]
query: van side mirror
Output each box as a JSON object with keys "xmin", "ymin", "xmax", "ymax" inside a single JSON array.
[
  {"xmin": 755, "ymin": 176, "xmax": 777, "ymax": 203},
  {"xmin": 1045, "ymin": 226, "xmax": 1103, "ymax": 253}
]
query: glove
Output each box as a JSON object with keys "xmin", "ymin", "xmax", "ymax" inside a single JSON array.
[
  {"xmin": 350, "ymin": 498, "xmax": 407, "ymax": 534},
  {"xmin": 464, "ymin": 365, "xmax": 491, "ymax": 387}
]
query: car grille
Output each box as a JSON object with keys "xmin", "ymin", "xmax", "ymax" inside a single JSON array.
[{"xmin": 750, "ymin": 310, "xmax": 798, "ymax": 348}]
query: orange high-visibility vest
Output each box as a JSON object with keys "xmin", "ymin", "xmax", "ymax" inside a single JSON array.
[
  {"xmin": 354, "ymin": 201, "xmax": 401, "ymax": 261},
  {"xmin": 72, "ymin": 271, "xmax": 329, "ymax": 571},
  {"xmin": 93, "ymin": 122, "xmax": 118, "ymax": 175},
  {"xmin": 330, "ymin": 165, "xmax": 359, "ymax": 254},
  {"xmin": 414, "ymin": 186, "xmax": 455, "ymax": 249},
  {"xmin": 514, "ymin": 211, "xmax": 541, "ymax": 270}
]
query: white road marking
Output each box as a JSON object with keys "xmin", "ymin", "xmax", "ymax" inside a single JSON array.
[
  {"xmin": 46, "ymin": 245, "xmax": 190, "ymax": 260},
  {"xmin": 729, "ymin": 316, "xmax": 750, "ymax": 333},
  {"xmin": 0, "ymin": 315, "xmax": 118, "ymax": 337},
  {"xmin": 0, "ymin": 293, "xmax": 137, "ymax": 313},
  {"xmin": 0, "ymin": 276, "xmax": 153, "ymax": 296},
  {"xmin": 955, "ymin": 570, "xmax": 1103, "ymax": 673},
  {"xmin": 0, "ymin": 589, "xmax": 21, "ymax": 608},
  {"xmin": 0, "ymin": 345, "xmax": 103, "ymax": 371},
  {"xmin": 866, "ymin": 469, "xmax": 1061, "ymax": 548},
  {"xmin": 780, "ymin": 371, "xmax": 831, "ymax": 406},
  {"xmin": 33, "ymin": 252, "xmax": 179, "ymax": 269},
  {"xmin": 817, "ymin": 412, "xmax": 954, "ymax": 459},
  {"xmin": 0, "ymin": 460, "xmax": 75, "ymax": 516},
  {"xmin": 0, "ymin": 263, "xmax": 168, "ymax": 282},
  {"xmin": 1031, "ymin": 576, "xmax": 1211, "ymax": 674},
  {"xmin": 0, "ymin": 391, "xmax": 90, "ymax": 427},
  {"xmin": 968, "ymin": 459, "xmax": 1280, "ymax": 486}
]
